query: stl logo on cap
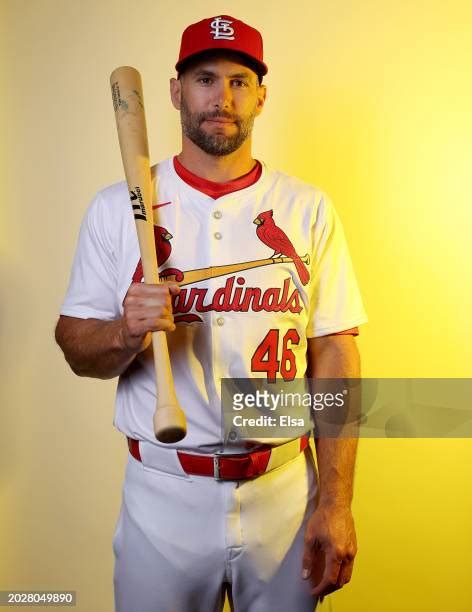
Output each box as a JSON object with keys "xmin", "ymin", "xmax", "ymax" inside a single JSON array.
[
  {"xmin": 210, "ymin": 16, "xmax": 235, "ymax": 40},
  {"xmin": 175, "ymin": 15, "xmax": 268, "ymax": 77}
]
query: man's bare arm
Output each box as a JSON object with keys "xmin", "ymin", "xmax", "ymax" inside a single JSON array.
[
  {"xmin": 307, "ymin": 335, "xmax": 360, "ymax": 506},
  {"xmin": 302, "ymin": 334, "xmax": 361, "ymax": 598},
  {"xmin": 55, "ymin": 316, "xmax": 139, "ymax": 379},
  {"xmin": 55, "ymin": 282, "xmax": 180, "ymax": 380}
]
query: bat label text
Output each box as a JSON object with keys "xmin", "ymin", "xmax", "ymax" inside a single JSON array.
[{"xmin": 130, "ymin": 187, "xmax": 147, "ymax": 221}]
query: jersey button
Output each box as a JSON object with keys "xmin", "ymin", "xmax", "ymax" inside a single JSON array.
[
  {"xmin": 214, "ymin": 232, "xmax": 222, "ymax": 240},
  {"xmin": 216, "ymin": 317, "xmax": 225, "ymax": 326},
  {"xmin": 213, "ymin": 210, "xmax": 222, "ymax": 219}
]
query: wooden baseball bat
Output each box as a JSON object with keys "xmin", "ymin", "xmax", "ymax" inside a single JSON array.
[{"xmin": 110, "ymin": 66, "xmax": 186, "ymax": 443}]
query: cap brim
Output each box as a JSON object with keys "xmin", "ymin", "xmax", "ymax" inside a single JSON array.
[{"xmin": 175, "ymin": 48, "xmax": 268, "ymax": 77}]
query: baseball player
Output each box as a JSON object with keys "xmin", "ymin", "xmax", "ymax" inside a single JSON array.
[{"xmin": 55, "ymin": 15, "xmax": 367, "ymax": 612}]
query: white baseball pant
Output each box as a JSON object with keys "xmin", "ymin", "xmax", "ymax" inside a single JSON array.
[{"xmin": 113, "ymin": 441, "xmax": 320, "ymax": 611}]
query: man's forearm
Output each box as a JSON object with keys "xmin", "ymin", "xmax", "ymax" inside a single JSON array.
[
  {"xmin": 314, "ymin": 434, "xmax": 358, "ymax": 507},
  {"xmin": 307, "ymin": 336, "xmax": 361, "ymax": 508},
  {"xmin": 55, "ymin": 316, "xmax": 138, "ymax": 380}
]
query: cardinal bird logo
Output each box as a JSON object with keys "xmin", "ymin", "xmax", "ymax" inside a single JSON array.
[
  {"xmin": 253, "ymin": 210, "xmax": 310, "ymax": 285},
  {"xmin": 132, "ymin": 225, "xmax": 176, "ymax": 283}
]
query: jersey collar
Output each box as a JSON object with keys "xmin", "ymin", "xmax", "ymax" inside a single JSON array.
[{"xmin": 173, "ymin": 155, "xmax": 262, "ymax": 200}]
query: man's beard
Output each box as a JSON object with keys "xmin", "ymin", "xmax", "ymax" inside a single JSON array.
[{"xmin": 180, "ymin": 95, "xmax": 257, "ymax": 156}]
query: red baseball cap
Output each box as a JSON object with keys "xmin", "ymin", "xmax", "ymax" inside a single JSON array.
[{"xmin": 175, "ymin": 15, "xmax": 268, "ymax": 79}]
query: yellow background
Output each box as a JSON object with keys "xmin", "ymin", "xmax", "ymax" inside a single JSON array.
[{"xmin": 1, "ymin": 0, "xmax": 471, "ymax": 610}]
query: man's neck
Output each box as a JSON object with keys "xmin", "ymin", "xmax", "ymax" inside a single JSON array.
[{"xmin": 177, "ymin": 137, "xmax": 257, "ymax": 183}]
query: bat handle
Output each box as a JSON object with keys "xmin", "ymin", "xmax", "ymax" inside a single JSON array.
[{"xmin": 152, "ymin": 330, "xmax": 187, "ymax": 443}]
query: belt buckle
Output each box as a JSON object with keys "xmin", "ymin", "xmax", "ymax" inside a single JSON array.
[
  {"xmin": 213, "ymin": 449, "xmax": 256, "ymax": 480},
  {"xmin": 213, "ymin": 454, "xmax": 221, "ymax": 480},
  {"xmin": 213, "ymin": 449, "xmax": 228, "ymax": 480}
]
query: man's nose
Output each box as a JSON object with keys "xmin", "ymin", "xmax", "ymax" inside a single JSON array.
[{"xmin": 213, "ymin": 81, "xmax": 232, "ymax": 109}]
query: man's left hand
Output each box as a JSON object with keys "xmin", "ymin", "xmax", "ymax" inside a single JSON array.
[{"xmin": 302, "ymin": 501, "xmax": 357, "ymax": 602}]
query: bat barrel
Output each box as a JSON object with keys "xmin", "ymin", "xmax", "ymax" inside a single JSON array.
[{"xmin": 110, "ymin": 65, "xmax": 187, "ymax": 444}]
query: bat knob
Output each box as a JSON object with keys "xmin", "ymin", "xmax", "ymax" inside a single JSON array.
[{"xmin": 154, "ymin": 404, "xmax": 187, "ymax": 443}]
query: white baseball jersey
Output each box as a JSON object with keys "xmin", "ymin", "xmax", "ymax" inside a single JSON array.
[{"xmin": 60, "ymin": 157, "xmax": 367, "ymax": 451}]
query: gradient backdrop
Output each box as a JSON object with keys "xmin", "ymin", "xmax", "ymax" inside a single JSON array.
[{"xmin": 1, "ymin": 0, "xmax": 471, "ymax": 610}]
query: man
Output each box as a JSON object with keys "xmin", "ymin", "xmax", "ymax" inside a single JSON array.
[{"xmin": 55, "ymin": 14, "xmax": 367, "ymax": 612}]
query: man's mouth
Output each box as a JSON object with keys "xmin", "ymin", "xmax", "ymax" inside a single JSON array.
[{"xmin": 204, "ymin": 117, "xmax": 236, "ymax": 125}]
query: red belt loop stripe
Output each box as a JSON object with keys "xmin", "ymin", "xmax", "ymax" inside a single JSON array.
[{"xmin": 127, "ymin": 434, "xmax": 310, "ymax": 480}]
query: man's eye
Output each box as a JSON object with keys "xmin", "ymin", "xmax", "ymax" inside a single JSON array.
[
  {"xmin": 232, "ymin": 80, "xmax": 248, "ymax": 87},
  {"xmin": 198, "ymin": 77, "xmax": 212, "ymax": 84}
]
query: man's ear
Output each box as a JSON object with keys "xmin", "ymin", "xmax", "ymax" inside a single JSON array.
[
  {"xmin": 170, "ymin": 77, "xmax": 182, "ymax": 110},
  {"xmin": 255, "ymin": 83, "xmax": 267, "ymax": 116}
]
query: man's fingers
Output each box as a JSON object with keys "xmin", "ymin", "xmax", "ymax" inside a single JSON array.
[
  {"xmin": 302, "ymin": 541, "xmax": 324, "ymax": 584},
  {"xmin": 123, "ymin": 311, "xmax": 176, "ymax": 338},
  {"xmin": 168, "ymin": 283, "xmax": 181, "ymax": 295},
  {"xmin": 127, "ymin": 281, "xmax": 180, "ymax": 295},
  {"xmin": 125, "ymin": 304, "xmax": 173, "ymax": 319},
  {"xmin": 336, "ymin": 559, "xmax": 354, "ymax": 587},
  {"xmin": 157, "ymin": 319, "xmax": 176, "ymax": 332},
  {"xmin": 301, "ymin": 546, "xmax": 312, "ymax": 580},
  {"xmin": 133, "ymin": 316, "xmax": 175, "ymax": 334},
  {"xmin": 310, "ymin": 551, "xmax": 343, "ymax": 597},
  {"xmin": 123, "ymin": 282, "xmax": 180, "ymax": 308},
  {"xmin": 125, "ymin": 294, "xmax": 174, "ymax": 309}
]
